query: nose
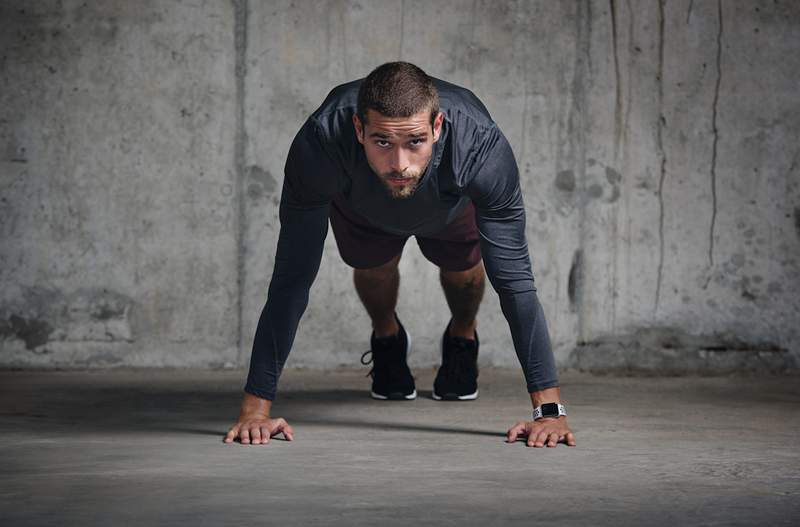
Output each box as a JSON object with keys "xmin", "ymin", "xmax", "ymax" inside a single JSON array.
[{"xmin": 388, "ymin": 147, "xmax": 409, "ymax": 174}]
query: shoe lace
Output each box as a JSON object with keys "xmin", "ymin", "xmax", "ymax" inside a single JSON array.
[
  {"xmin": 360, "ymin": 345, "xmax": 407, "ymax": 382},
  {"xmin": 360, "ymin": 349, "xmax": 375, "ymax": 378}
]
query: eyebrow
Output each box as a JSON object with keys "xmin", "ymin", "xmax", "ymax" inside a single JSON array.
[{"xmin": 368, "ymin": 131, "xmax": 429, "ymax": 140}]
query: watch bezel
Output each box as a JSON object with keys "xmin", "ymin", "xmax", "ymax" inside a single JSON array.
[{"xmin": 540, "ymin": 402, "xmax": 560, "ymax": 418}]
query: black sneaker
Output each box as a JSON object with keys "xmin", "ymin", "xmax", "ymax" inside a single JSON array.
[
  {"xmin": 360, "ymin": 313, "xmax": 417, "ymax": 400},
  {"xmin": 432, "ymin": 321, "xmax": 479, "ymax": 401}
]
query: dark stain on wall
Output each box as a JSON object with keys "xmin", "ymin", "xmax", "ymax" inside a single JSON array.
[
  {"xmin": 1, "ymin": 315, "xmax": 53, "ymax": 350},
  {"xmin": 568, "ymin": 249, "xmax": 583, "ymax": 312},
  {"xmin": 794, "ymin": 207, "xmax": 800, "ymax": 239},
  {"xmin": 555, "ymin": 170, "xmax": 576, "ymax": 192},
  {"xmin": 246, "ymin": 165, "xmax": 277, "ymax": 199}
]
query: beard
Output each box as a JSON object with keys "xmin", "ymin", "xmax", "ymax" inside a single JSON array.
[
  {"xmin": 379, "ymin": 170, "xmax": 422, "ymax": 199},
  {"xmin": 374, "ymin": 154, "xmax": 432, "ymax": 200}
]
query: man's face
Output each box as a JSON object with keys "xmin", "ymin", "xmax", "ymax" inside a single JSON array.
[{"xmin": 353, "ymin": 109, "xmax": 444, "ymax": 199}]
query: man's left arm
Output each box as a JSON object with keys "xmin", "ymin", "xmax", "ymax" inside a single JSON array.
[{"xmin": 466, "ymin": 124, "xmax": 576, "ymax": 448}]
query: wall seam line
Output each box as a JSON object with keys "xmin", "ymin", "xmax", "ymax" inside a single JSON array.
[{"xmin": 234, "ymin": 0, "xmax": 248, "ymax": 367}]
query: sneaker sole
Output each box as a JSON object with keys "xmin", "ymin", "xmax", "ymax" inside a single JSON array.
[
  {"xmin": 369, "ymin": 324, "xmax": 416, "ymax": 401},
  {"xmin": 370, "ymin": 389, "xmax": 417, "ymax": 400},
  {"xmin": 431, "ymin": 388, "xmax": 479, "ymax": 401}
]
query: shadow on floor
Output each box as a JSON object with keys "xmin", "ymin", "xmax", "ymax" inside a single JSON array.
[{"xmin": 0, "ymin": 384, "xmax": 504, "ymax": 440}]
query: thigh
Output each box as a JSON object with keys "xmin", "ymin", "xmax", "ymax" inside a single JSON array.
[
  {"xmin": 416, "ymin": 200, "xmax": 482, "ymax": 272},
  {"xmin": 329, "ymin": 197, "xmax": 409, "ymax": 269}
]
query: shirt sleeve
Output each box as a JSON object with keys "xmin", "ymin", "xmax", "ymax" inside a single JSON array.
[
  {"xmin": 243, "ymin": 118, "xmax": 339, "ymax": 401},
  {"xmin": 465, "ymin": 124, "xmax": 559, "ymax": 394}
]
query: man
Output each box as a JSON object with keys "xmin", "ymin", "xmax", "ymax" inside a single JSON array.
[{"xmin": 224, "ymin": 62, "xmax": 576, "ymax": 448}]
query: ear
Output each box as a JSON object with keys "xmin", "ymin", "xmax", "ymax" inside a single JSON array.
[
  {"xmin": 432, "ymin": 111, "xmax": 444, "ymax": 142},
  {"xmin": 352, "ymin": 114, "xmax": 365, "ymax": 145}
]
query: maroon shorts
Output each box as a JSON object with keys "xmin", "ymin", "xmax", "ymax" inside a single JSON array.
[{"xmin": 329, "ymin": 197, "xmax": 482, "ymax": 271}]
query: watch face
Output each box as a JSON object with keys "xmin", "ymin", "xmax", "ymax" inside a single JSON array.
[{"xmin": 541, "ymin": 403, "xmax": 559, "ymax": 416}]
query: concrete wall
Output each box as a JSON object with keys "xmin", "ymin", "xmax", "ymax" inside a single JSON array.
[{"xmin": 2, "ymin": 0, "xmax": 798, "ymax": 377}]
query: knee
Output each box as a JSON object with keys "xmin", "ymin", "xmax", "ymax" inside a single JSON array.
[
  {"xmin": 354, "ymin": 254, "xmax": 401, "ymax": 281},
  {"xmin": 440, "ymin": 260, "xmax": 485, "ymax": 286}
]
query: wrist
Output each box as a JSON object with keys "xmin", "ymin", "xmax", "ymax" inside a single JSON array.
[
  {"xmin": 529, "ymin": 386, "xmax": 562, "ymax": 407},
  {"xmin": 241, "ymin": 392, "xmax": 272, "ymax": 417}
]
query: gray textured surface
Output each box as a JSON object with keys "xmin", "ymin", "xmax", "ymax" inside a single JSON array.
[
  {"xmin": 1, "ymin": 1, "xmax": 799, "ymax": 373},
  {"xmin": 1, "ymin": 368, "xmax": 799, "ymax": 525}
]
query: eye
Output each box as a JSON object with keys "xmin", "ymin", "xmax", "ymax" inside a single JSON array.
[
  {"xmin": 409, "ymin": 138, "xmax": 424, "ymax": 146},
  {"xmin": 375, "ymin": 140, "xmax": 391, "ymax": 148}
]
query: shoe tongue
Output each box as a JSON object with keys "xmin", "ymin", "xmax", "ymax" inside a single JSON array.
[
  {"xmin": 373, "ymin": 332, "xmax": 401, "ymax": 348},
  {"xmin": 448, "ymin": 335, "xmax": 475, "ymax": 346},
  {"xmin": 449, "ymin": 335, "xmax": 476, "ymax": 350}
]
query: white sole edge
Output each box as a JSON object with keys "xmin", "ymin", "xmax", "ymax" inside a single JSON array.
[
  {"xmin": 370, "ymin": 389, "xmax": 417, "ymax": 400},
  {"xmin": 431, "ymin": 388, "xmax": 479, "ymax": 401}
]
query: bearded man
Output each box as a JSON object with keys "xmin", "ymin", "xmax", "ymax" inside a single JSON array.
[{"xmin": 225, "ymin": 61, "xmax": 576, "ymax": 449}]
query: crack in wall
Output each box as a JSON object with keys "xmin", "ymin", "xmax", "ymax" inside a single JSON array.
[
  {"xmin": 623, "ymin": 0, "xmax": 633, "ymax": 146},
  {"xmin": 519, "ymin": 1, "xmax": 529, "ymax": 168},
  {"xmin": 469, "ymin": 0, "xmax": 478, "ymax": 88},
  {"xmin": 707, "ymin": 0, "xmax": 723, "ymax": 281},
  {"xmin": 397, "ymin": 0, "xmax": 405, "ymax": 60},
  {"xmin": 233, "ymin": 0, "xmax": 248, "ymax": 365},
  {"xmin": 570, "ymin": 0, "xmax": 591, "ymax": 341},
  {"xmin": 687, "ymin": 0, "xmax": 694, "ymax": 24},
  {"xmin": 610, "ymin": 0, "xmax": 622, "ymax": 160},
  {"xmin": 654, "ymin": 0, "xmax": 667, "ymax": 314}
]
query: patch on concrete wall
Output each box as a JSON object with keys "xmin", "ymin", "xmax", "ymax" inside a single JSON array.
[
  {"xmin": 246, "ymin": 165, "xmax": 277, "ymax": 200},
  {"xmin": 554, "ymin": 163, "xmax": 622, "ymax": 204},
  {"xmin": 0, "ymin": 286, "xmax": 134, "ymax": 352},
  {"xmin": 568, "ymin": 327, "xmax": 793, "ymax": 374}
]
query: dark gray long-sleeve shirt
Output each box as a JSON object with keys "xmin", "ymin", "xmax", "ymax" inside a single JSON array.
[{"xmin": 244, "ymin": 76, "xmax": 558, "ymax": 401}]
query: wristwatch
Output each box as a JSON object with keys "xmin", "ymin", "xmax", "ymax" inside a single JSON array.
[{"xmin": 533, "ymin": 402, "xmax": 567, "ymax": 420}]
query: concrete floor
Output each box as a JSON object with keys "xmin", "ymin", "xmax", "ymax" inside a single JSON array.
[{"xmin": 1, "ymin": 367, "xmax": 798, "ymax": 526}]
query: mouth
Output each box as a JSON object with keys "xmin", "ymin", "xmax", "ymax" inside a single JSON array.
[{"xmin": 385, "ymin": 176, "xmax": 414, "ymax": 186}]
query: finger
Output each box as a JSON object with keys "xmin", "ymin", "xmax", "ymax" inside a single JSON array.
[
  {"xmin": 537, "ymin": 431, "xmax": 550, "ymax": 447},
  {"xmin": 240, "ymin": 426, "xmax": 251, "ymax": 444},
  {"xmin": 529, "ymin": 430, "xmax": 549, "ymax": 447},
  {"xmin": 282, "ymin": 424, "xmax": 295, "ymax": 441},
  {"xmin": 250, "ymin": 425, "xmax": 262, "ymax": 445},
  {"xmin": 259, "ymin": 424, "xmax": 272, "ymax": 444},
  {"xmin": 224, "ymin": 425, "xmax": 240, "ymax": 443},
  {"xmin": 526, "ymin": 428, "xmax": 540, "ymax": 447},
  {"xmin": 547, "ymin": 432, "xmax": 559, "ymax": 447},
  {"xmin": 272, "ymin": 420, "xmax": 294, "ymax": 441},
  {"xmin": 566, "ymin": 432, "xmax": 577, "ymax": 446},
  {"xmin": 506, "ymin": 422, "xmax": 526, "ymax": 443}
]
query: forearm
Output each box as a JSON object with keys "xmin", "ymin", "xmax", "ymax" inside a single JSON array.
[
  {"xmin": 243, "ymin": 202, "xmax": 330, "ymax": 402},
  {"xmin": 244, "ymin": 285, "xmax": 312, "ymax": 401},
  {"xmin": 496, "ymin": 288, "xmax": 559, "ymax": 394}
]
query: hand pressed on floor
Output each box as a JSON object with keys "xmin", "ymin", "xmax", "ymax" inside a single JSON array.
[
  {"xmin": 506, "ymin": 416, "xmax": 576, "ymax": 447},
  {"xmin": 224, "ymin": 414, "xmax": 294, "ymax": 445}
]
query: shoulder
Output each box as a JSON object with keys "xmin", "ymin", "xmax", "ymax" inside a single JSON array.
[
  {"xmin": 432, "ymin": 76, "xmax": 496, "ymax": 132},
  {"xmin": 434, "ymin": 77, "xmax": 501, "ymax": 170},
  {"xmin": 432, "ymin": 78, "xmax": 506, "ymax": 185},
  {"xmin": 309, "ymin": 79, "xmax": 362, "ymax": 139},
  {"xmin": 300, "ymin": 79, "xmax": 364, "ymax": 167}
]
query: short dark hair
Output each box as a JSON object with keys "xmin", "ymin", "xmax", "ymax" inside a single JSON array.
[{"xmin": 356, "ymin": 62, "xmax": 440, "ymax": 131}]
